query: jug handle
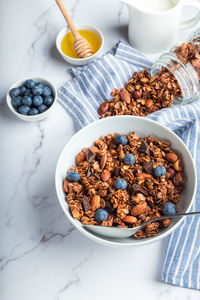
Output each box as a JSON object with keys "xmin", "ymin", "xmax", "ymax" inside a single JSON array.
[{"xmin": 180, "ymin": 0, "xmax": 200, "ymax": 29}]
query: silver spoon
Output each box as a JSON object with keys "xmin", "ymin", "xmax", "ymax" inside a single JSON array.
[{"xmin": 83, "ymin": 211, "xmax": 200, "ymax": 238}]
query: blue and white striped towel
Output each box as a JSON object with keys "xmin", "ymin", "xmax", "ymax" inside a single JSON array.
[{"xmin": 58, "ymin": 40, "xmax": 200, "ymax": 290}]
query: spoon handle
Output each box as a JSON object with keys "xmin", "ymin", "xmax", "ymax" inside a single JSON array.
[
  {"xmin": 55, "ymin": 0, "xmax": 80, "ymax": 38},
  {"xmin": 140, "ymin": 211, "xmax": 200, "ymax": 229}
]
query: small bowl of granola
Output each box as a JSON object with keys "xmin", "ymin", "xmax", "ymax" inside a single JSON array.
[{"xmin": 55, "ymin": 116, "xmax": 196, "ymax": 247}]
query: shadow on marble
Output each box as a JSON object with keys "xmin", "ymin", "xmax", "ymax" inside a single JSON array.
[
  {"xmin": 153, "ymin": 239, "xmax": 166, "ymax": 283},
  {"xmin": 0, "ymin": 97, "xmax": 22, "ymax": 124},
  {"xmin": 49, "ymin": 42, "xmax": 69, "ymax": 66},
  {"xmin": 109, "ymin": 24, "xmax": 129, "ymax": 42}
]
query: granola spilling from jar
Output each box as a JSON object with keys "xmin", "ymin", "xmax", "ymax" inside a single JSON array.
[
  {"xmin": 98, "ymin": 37, "xmax": 200, "ymax": 118},
  {"xmin": 98, "ymin": 68, "xmax": 183, "ymax": 118},
  {"xmin": 63, "ymin": 132, "xmax": 184, "ymax": 239}
]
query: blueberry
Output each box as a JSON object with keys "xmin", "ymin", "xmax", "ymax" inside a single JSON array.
[
  {"xmin": 9, "ymin": 87, "xmax": 20, "ymax": 98},
  {"xmin": 11, "ymin": 96, "xmax": 22, "ymax": 108},
  {"xmin": 114, "ymin": 178, "xmax": 127, "ymax": 190},
  {"xmin": 24, "ymin": 89, "xmax": 33, "ymax": 97},
  {"xmin": 25, "ymin": 79, "xmax": 35, "ymax": 88},
  {"xmin": 38, "ymin": 104, "xmax": 48, "ymax": 113},
  {"xmin": 18, "ymin": 105, "xmax": 30, "ymax": 115},
  {"xmin": 19, "ymin": 85, "xmax": 26, "ymax": 95},
  {"xmin": 163, "ymin": 202, "xmax": 176, "ymax": 215},
  {"xmin": 35, "ymin": 82, "xmax": 44, "ymax": 89},
  {"xmin": 32, "ymin": 86, "xmax": 43, "ymax": 96},
  {"xmin": 115, "ymin": 134, "xmax": 128, "ymax": 146},
  {"xmin": 28, "ymin": 108, "xmax": 39, "ymax": 115},
  {"xmin": 95, "ymin": 208, "xmax": 108, "ymax": 222},
  {"xmin": 43, "ymin": 96, "xmax": 54, "ymax": 107},
  {"xmin": 22, "ymin": 96, "xmax": 32, "ymax": 106},
  {"xmin": 42, "ymin": 86, "xmax": 52, "ymax": 97},
  {"xmin": 154, "ymin": 165, "xmax": 166, "ymax": 177},
  {"xmin": 124, "ymin": 153, "xmax": 135, "ymax": 165},
  {"xmin": 67, "ymin": 171, "xmax": 80, "ymax": 182},
  {"xmin": 33, "ymin": 96, "xmax": 43, "ymax": 107}
]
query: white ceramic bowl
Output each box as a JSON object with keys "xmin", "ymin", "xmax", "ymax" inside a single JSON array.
[
  {"xmin": 6, "ymin": 77, "xmax": 57, "ymax": 122},
  {"xmin": 55, "ymin": 116, "xmax": 197, "ymax": 247},
  {"xmin": 56, "ymin": 24, "xmax": 104, "ymax": 65}
]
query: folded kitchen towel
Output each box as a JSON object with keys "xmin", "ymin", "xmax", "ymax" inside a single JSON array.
[{"xmin": 58, "ymin": 40, "xmax": 200, "ymax": 290}]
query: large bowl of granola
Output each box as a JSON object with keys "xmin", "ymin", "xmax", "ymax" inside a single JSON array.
[{"xmin": 55, "ymin": 116, "xmax": 196, "ymax": 247}]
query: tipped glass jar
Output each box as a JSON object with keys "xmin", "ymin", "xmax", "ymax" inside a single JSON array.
[{"xmin": 151, "ymin": 29, "xmax": 200, "ymax": 105}]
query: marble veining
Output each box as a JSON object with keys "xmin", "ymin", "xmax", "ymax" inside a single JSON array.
[
  {"xmin": 57, "ymin": 250, "xmax": 93, "ymax": 299},
  {"xmin": 0, "ymin": 224, "xmax": 75, "ymax": 272},
  {"xmin": 1, "ymin": 0, "xmax": 200, "ymax": 299}
]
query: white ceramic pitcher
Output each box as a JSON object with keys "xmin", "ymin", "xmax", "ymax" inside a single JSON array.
[{"xmin": 123, "ymin": 0, "xmax": 200, "ymax": 53}]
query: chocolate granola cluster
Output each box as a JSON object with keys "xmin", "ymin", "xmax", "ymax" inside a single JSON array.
[{"xmin": 63, "ymin": 132, "xmax": 184, "ymax": 239}]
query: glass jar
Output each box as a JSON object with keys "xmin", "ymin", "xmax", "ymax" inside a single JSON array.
[{"xmin": 151, "ymin": 29, "xmax": 200, "ymax": 105}]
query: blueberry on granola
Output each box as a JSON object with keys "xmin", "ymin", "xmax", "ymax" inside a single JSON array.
[
  {"xmin": 124, "ymin": 153, "xmax": 135, "ymax": 165},
  {"xmin": 114, "ymin": 134, "xmax": 128, "ymax": 145},
  {"xmin": 163, "ymin": 202, "xmax": 176, "ymax": 215},
  {"xmin": 154, "ymin": 165, "xmax": 166, "ymax": 177},
  {"xmin": 95, "ymin": 208, "xmax": 108, "ymax": 222},
  {"xmin": 67, "ymin": 171, "xmax": 80, "ymax": 182},
  {"xmin": 114, "ymin": 178, "xmax": 127, "ymax": 190}
]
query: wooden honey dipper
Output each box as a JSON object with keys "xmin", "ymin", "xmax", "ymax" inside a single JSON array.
[{"xmin": 56, "ymin": 0, "xmax": 94, "ymax": 58}]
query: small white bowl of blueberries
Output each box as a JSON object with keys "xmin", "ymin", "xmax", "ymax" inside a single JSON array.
[{"xmin": 6, "ymin": 77, "xmax": 57, "ymax": 122}]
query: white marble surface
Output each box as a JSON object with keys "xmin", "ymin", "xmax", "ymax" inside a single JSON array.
[{"xmin": 1, "ymin": 0, "xmax": 200, "ymax": 299}]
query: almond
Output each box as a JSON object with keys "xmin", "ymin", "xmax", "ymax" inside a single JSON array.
[
  {"xmin": 166, "ymin": 152, "xmax": 178, "ymax": 162},
  {"xmin": 134, "ymin": 91, "xmax": 141, "ymax": 99},
  {"xmin": 123, "ymin": 216, "xmax": 137, "ymax": 224},
  {"xmin": 140, "ymin": 77, "xmax": 149, "ymax": 83},
  {"xmin": 174, "ymin": 160, "xmax": 182, "ymax": 171},
  {"xmin": 90, "ymin": 146, "xmax": 99, "ymax": 153},
  {"xmin": 98, "ymin": 101, "xmax": 109, "ymax": 115},
  {"xmin": 167, "ymin": 168, "xmax": 176, "ymax": 178},
  {"xmin": 155, "ymin": 212, "xmax": 161, "ymax": 218},
  {"xmin": 100, "ymin": 154, "xmax": 107, "ymax": 169},
  {"xmin": 63, "ymin": 178, "xmax": 69, "ymax": 193},
  {"xmin": 91, "ymin": 195, "xmax": 101, "ymax": 211},
  {"xmin": 101, "ymin": 169, "xmax": 111, "ymax": 182},
  {"xmin": 163, "ymin": 218, "xmax": 172, "ymax": 228},
  {"xmin": 97, "ymin": 189, "xmax": 107, "ymax": 197},
  {"xmin": 145, "ymin": 99, "xmax": 153, "ymax": 108},
  {"xmin": 136, "ymin": 172, "xmax": 153, "ymax": 179},
  {"xmin": 131, "ymin": 203, "xmax": 148, "ymax": 216},
  {"xmin": 75, "ymin": 152, "xmax": 85, "ymax": 165},
  {"xmin": 120, "ymin": 88, "xmax": 131, "ymax": 104}
]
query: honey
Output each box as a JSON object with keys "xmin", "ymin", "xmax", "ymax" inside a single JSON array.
[{"xmin": 61, "ymin": 30, "xmax": 101, "ymax": 58}]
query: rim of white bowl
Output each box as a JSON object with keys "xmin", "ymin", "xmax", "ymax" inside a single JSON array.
[
  {"xmin": 55, "ymin": 116, "xmax": 197, "ymax": 247},
  {"xmin": 56, "ymin": 24, "xmax": 104, "ymax": 63},
  {"xmin": 6, "ymin": 77, "xmax": 57, "ymax": 121}
]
